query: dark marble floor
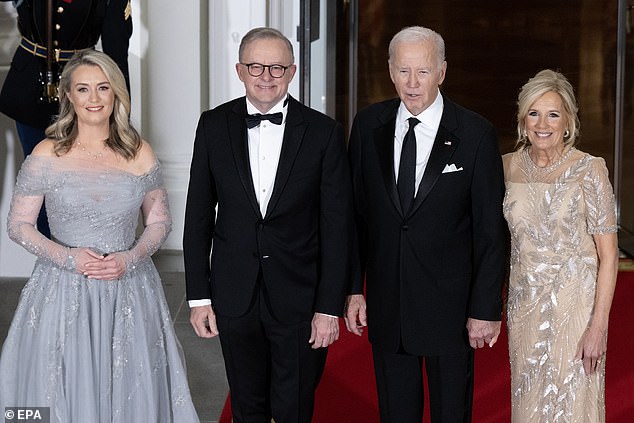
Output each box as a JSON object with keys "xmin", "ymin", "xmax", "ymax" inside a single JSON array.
[{"xmin": 0, "ymin": 254, "xmax": 229, "ymax": 423}]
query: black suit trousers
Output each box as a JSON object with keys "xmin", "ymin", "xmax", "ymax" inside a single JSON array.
[
  {"xmin": 372, "ymin": 344, "xmax": 474, "ymax": 423},
  {"xmin": 216, "ymin": 281, "xmax": 327, "ymax": 423}
]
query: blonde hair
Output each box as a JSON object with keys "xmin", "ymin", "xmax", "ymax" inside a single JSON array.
[
  {"xmin": 46, "ymin": 49, "xmax": 141, "ymax": 160},
  {"xmin": 516, "ymin": 69, "xmax": 580, "ymax": 150}
]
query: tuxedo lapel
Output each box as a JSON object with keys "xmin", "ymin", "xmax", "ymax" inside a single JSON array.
[
  {"xmin": 229, "ymin": 99, "xmax": 262, "ymax": 218},
  {"xmin": 411, "ymin": 125, "xmax": 459, "ymax": 209},
  {"xmin": 410, "ymin": 98, "xmax": 461, "ymax": 213},
  {"xmin": 373, "ymin": 101, "xmax": 402, "ymax": 215},
  {"xmin": 265, "ymin": 97, "xmax": 307, "ymax": 218}
]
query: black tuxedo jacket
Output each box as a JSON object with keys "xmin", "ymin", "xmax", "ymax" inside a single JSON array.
[
  {"xmin": 349, "ymin": 96, "xmax": 507, "ymax": 356},
  {"xmin": 184, "ymin": 96, "xmax": 353, "ymax": 324}
]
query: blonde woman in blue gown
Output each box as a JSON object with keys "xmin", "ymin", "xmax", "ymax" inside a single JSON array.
[{"xmin": 0, "ymin": 50, "xmax": 199, "ymax": 422}]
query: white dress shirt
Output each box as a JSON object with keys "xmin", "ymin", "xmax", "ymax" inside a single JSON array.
[
  {"xmin": 393, "ymin": 90, "xmax": 444, "ymax": 195},
  {"xmin": 246, "ymin": 97, "xmax": 288, "ymax": 216}
]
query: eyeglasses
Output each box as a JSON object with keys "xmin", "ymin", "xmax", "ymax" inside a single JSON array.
[{"xmin": 241, "ymin": 63, "xmax": 291, "ymax": 78}]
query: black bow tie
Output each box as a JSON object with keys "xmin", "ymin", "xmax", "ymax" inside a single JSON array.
[{"xmin": 245, "ymin": 112, "xmax": 283, "ymax": 129}]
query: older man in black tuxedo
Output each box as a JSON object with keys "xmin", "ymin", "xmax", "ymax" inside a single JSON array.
[{"xmin": 345, "ymin": 26, "xmax": 507, "ymax": 423}]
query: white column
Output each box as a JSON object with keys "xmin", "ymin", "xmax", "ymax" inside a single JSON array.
[
  {"xmin": 208, "ymin": 0, "xmax": 268, "ymax": 107},
  {"xmin": 140, "ymin": 0, "xmax": 205, "ymax": 251}
]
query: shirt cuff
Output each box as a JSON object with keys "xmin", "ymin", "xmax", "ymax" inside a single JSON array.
[
  {"xmin": 316, "ymin": 312, "xmax": 338, "ymax": 319},
  {"xmin": 189, "ymin": 299, "xmax": 212, "ymax": 308}
]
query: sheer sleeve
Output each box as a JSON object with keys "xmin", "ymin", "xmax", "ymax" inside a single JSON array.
[
  {"xmin": 583, "ymin": 157, "xmax": 618, "ymax": 234},
  {"xmin": 124, "ymin": 166, "xmax": 172, "ymax": 271},
  {"xmin": 6, "ymin": 156, "xmax": 75, "ymax": 270}
]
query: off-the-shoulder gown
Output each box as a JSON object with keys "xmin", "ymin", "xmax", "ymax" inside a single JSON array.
[{"xmin": 0, "ymin": 155, "xmax": 199, "ymax": 422}]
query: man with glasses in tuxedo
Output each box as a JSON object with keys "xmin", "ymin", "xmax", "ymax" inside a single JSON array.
[{"xmin": 183, "ymin": 27, "xmax": 353, "ymax": 423}]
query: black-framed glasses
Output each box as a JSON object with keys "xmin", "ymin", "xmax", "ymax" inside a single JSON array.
[{"xmin": 241, "ymin": 63, "xmax": 291, "ymax": 78}]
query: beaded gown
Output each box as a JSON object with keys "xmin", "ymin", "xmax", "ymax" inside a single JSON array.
[
  {"xmin": 0, "ymin": 155, "xmax": 199, "ymax": 422},
  {"xmin": 502, "ymin": 148, "xmax": 617, "ymax": 422}
]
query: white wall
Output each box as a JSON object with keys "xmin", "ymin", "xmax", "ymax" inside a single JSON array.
[
  {"xmin": 139, "ymin": 0, "xmax": 204, "ymax": 251},
  {"xmin": 0, "ymin": 0, "xmax": 330, "ymax": 277}
]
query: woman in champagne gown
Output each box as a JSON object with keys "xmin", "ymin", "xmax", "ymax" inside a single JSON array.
[
  {"xmin": 502, "ymin": 70, "xmax": 619, "ymax": 422},
  {"xmin": 0, "ymin": 50, "xmax": 199, "ymax": 422}
]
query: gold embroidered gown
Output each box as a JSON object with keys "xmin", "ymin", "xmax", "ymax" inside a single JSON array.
[{"xmin": 502, "ymin": 148, "xmax": 617, "ymax": 422}]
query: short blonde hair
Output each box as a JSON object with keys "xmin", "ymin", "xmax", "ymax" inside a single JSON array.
[{"xmin": 516, "ymin": 69, "xmax": 580, "ymax": 150}]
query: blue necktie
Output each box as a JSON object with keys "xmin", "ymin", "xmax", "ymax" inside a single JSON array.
[{"xmin": 397, "ymin": 117, "xmax": 419, "ymax": 213}]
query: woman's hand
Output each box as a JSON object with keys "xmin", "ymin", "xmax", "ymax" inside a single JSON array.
[
  {"xmin": 575, "ymin": 325, "xmax": 608, "ymax": 375},
  {"xmin": 78, "ymin": 250, "xmax": 128, "ymax": 280},
  {"xmin": 71, "ymin": 247, "xmax": 105, "ymax": 274}
]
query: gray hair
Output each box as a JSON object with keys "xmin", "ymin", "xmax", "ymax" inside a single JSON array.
[
  {"xmin": 239, "ymin": 27, "xmax": 294, "ymax": 63},
  {"xmin": 388, "ymin": 26, "xmax": 445, "ymax": 67}
]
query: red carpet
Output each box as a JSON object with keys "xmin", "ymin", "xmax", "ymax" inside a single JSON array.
[{"xmin": 219, "ymin": 262, "xmax": 634, "ymax": 422}]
